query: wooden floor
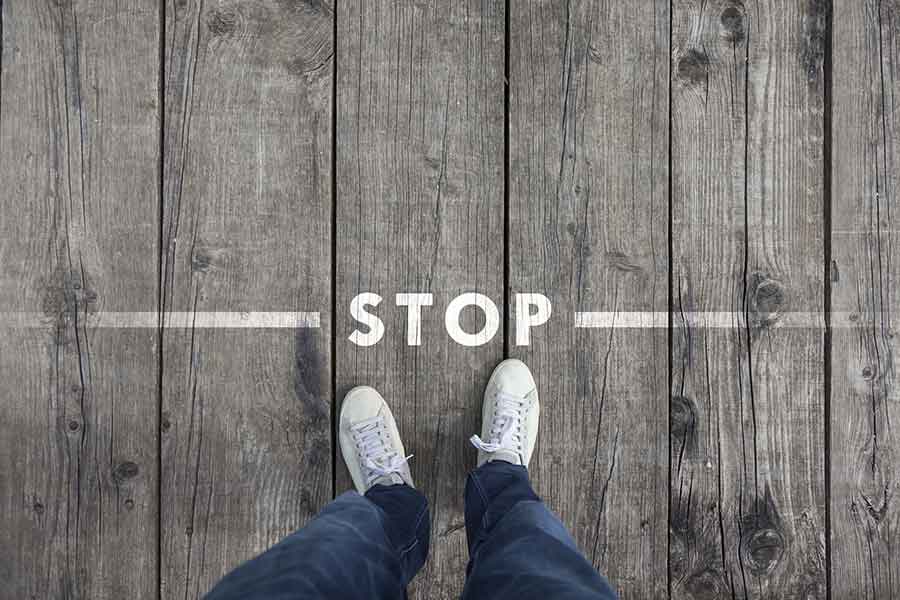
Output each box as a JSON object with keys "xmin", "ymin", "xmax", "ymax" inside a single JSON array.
[{"xmin": 1, "ymin": 1, "xmax": 899, "ymax": 598}]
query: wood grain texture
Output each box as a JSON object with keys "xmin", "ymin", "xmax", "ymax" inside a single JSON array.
[
  {"xmin": 831, "ymin": 1, "xmax": 900, "ymax": 597},
  {"xmin": 670, "ymin": 0, "xmax": 827, "ymax": 597},
  {"xmin": 160, "ymin": 0, "xmax": 333, "ymax": 597},
  {"xmin": 0, "ymin": 1, "xmax": 160, "ymax": 598},
  {"xmin": 508, "ymin": 1, "xmax": 670, "ymax": 597},
  {"xmin": 335, "ymin": 0, "xmax": 505, "ymax": 597}
]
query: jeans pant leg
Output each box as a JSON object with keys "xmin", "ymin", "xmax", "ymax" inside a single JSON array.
[
  {"xmin": 365, "ymin": 482, "xmax": 431, "ymax": 584},
  {"xmin": 204, "ymin": 484, "xmax": 429, "ymax": 600},
  {"xmin": 462, "ymin": 461, "xmax": 618, "ymax": 600}
]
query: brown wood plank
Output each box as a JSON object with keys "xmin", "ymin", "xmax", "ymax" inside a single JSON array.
[
  {"xmin": 508, "ymin": 2, "xmax": 670, "ymax": 598},
  {"xmin": 831, "ymin": 0, "xmax": 900, "ymax": 597},
  {"xmin": 335, "ymin": 0, "xmax": 505, "ymax": 597},
  {"xmin": 159, "ymin": 1, "xmax": 333, "ymax": 597},
  {"xmin": 670, "ymin": 0, "xmax": 827, "ymax": 597},
  {"xmin": 0, "ymin": 1, "xmax": 160, "ymax": 598}
]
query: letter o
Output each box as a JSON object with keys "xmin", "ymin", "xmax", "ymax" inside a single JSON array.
[{"xmin": 444, "ymin": 293, "xmax": 500, "ymax": 347}]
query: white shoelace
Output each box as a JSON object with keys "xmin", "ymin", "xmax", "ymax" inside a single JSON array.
[
  {"xmin": 351, "ymin": 415, "xmax": 412, "ymax": 487},
  {"xmin": 470, "ymin": 391, "xmax": 526, "ymax": 456}
]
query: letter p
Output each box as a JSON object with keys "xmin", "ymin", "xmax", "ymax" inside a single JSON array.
[{"xmin": 515, "ymin": 293, "xmax": 552, "ymax": 346}]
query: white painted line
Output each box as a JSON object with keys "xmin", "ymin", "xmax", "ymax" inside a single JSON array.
[
  {"xmin": 159, "ymin": 312, "xmax": 320, "ymax": 329},
  {"xmin": 2, "ymin": 312, "xmax": 320, "ymax": 329},
  {"xmin": 575, "ymin": 311, "xmax": 880, "ymax": 329},
  {"xmin": 575, "ymin": 312, "xmax": 669, "ymax": 328}
]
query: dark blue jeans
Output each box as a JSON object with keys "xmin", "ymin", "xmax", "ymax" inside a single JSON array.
[{"xmin": 205, "ymin": 462, "xmax": 617, "ymax": 599}]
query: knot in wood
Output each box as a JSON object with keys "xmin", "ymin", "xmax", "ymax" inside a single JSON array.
[
  {"xmin": 207, "ymin": 8, "xmax": 239, "ymax": 37},
  {"xmin": 857, "ymin": 449, "xmax": 891, "ymax": 523},
  {"xmin": 606, "ymin": 251, "xmax": 643, "ymax": 273},
  {"xmin": 741, "ymin": 526, "xmax": 785, "ymax": 574},
  {"xmin": 750, "ymin": 275, "xmax": 785, "ymax": 324},
  {"xmin": 670, "ymin": 395, "xmax": 696, "ymax": 439},
  {"xmin": 683, "ymin": 568, "xmax": 727, "ymax": 600},
  {"xmin": 677, "ymin": 49, "xmax": 709, "ymax": 85},
  {"xmin": 113, "ymin": 461, "xmax": 140, "ymax": 482},
  {"xmin": 720, "ymin": 4, "xmax": 745, "ymax": 43}
]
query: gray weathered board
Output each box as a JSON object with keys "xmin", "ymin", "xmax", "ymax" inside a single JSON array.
[
  {"xmin": 2, "ymin": 1, "xmax": 900, "ymax": 599},
  {"xmin": 159, "ymin": 0, "xmax": 333, "ymax": 597},
  {"xmin": 508, "ymin": 1, "xmax": 670, "ymax": 598},
  {"xmin": 335, "ymin": 0, "xmax": 505, "ymax": 597},
  {"xmin": 831, "ymin": 0, "xmax": 900, "ymax": 598},
  {"xmin": 670, "ymin": 0, "xmax": 827, "ymax": 598},
  {"xmin": 0, "ymin": 1, "xmax": 161, "ymax": 599}
]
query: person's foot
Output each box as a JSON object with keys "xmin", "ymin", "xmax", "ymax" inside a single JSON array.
[
  {"xmin": 340, "ymin": 386, "xmax": 414, "ymax": 493},
  {"xmin": 470, "ymin": 359, "xmax": 539, "ymax": 467}
]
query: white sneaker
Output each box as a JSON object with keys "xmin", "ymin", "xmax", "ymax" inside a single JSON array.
[
  {"xmin": 339, "ymin": 386, "xmax": 413, "ymax": 493},
  {"xmin": 470, "ymin": 359, "xmax": 540, "ymax": 467}
]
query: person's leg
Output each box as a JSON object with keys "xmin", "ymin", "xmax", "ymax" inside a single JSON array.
[
  {"xmin": 205, "ymin": 484, "xmax": 429, "ymax": 600},
  {"xmin": 462, "ymin": 461, "xmax": 616, "ymax": 600},
  {"xmin": 365, "ymin": 482, "xmax": 431, "ymax": 583},
  {"xmin": 206, "ymin": 386, "xmax": 429, "ymax": 600},
  {"xmin": 464, "ymin": 359, "xmax": 617, "ymax": 600}
]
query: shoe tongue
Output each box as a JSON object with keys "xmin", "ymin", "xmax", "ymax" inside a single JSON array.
[
  {"xmin": 372, "ymin": 472, "xmax": 405, "ymax": 487},
  {"xmin": 487, "ymin": 449, "xmax": 522, "ymax": 466}
]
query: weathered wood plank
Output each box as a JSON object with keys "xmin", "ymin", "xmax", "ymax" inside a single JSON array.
[
  {"xmin": 160, "ymin": 1, "xmax": 333, "ymax": 596},
  {"xmin": 508, "ymin": 2, "xmax": 670, "ymax": 597},
  {"xmin": 335, "ymin": 0, "xmax": 505, "ymax": 597},
  {"xmin": 831, "ymin": 1, "xmax": 900, "ymax": 597},
  {"xmin": 0, "ymin": 1, "xmax": 160, "ymax": 598},
  {"xmin": 670, "ymin": 0, "xmax": 827, "ymax": 597}
]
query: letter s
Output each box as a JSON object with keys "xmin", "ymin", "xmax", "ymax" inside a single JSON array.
[{"xmin": 349, "ymin": 293, "xmax": 384, "ymax": 347}]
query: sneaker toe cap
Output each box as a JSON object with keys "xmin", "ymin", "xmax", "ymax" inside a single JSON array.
[
  {"xmin": 490, "ymin": 359, "xmax": 537, "ymax": 397},
  {"xmin": 340, "ymin": 386, "xmax": 387, "ymax": 425}
]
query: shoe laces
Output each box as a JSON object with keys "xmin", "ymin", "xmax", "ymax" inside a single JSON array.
[
  {"xmin": 470, "ymin": 391, "xmax": 526, "ymax": 456},
  {"xmin": 350, "ymin": 415, "xmax": 412, "ymax": 487}
]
